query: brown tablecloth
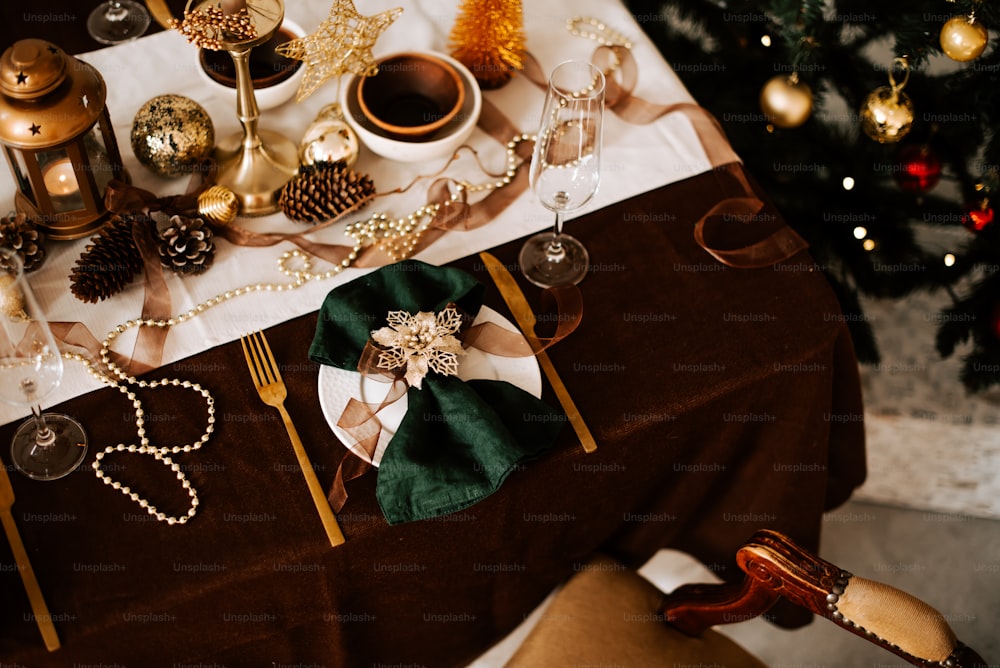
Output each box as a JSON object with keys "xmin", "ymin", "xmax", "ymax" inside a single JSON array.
[{"xmin": 0, "ymin": 163, "xmax": 865, "ymax": 666}]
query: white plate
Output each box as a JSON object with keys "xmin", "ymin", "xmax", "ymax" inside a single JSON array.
[{"xmin": 317, "ymin": 307, "xmax": 541, "ymax": 467}]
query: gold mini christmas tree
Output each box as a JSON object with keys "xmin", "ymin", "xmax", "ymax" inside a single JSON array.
[{"xmin": 448, "ymin": 0, "xmax": 525, "ymax": 89}]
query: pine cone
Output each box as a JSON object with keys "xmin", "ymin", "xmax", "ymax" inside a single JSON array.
[
  {"xmin": 158, "ymin": 215, "xmax": 215, "ymax": 274},
  {"xmin": 0, "ymin": 212, "xmax": 46, "ymax": 272},
  {"xmin": 70, "ymin": 215, "xmax": 145, "ymax": 303},
  {"xmin": 279, "ymin": 161, "xmax": 376, "ymax": 224}
]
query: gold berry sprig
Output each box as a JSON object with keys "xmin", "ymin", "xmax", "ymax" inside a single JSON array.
[{"xmin": 170, "ymin": 6, "xmax": 258, "ymax": 50}]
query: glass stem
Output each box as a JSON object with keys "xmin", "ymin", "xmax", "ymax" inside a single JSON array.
[
  {"xmin": 30, "ymin": 404, "xmax": 56, "ymax": 448},
  {"xmin": 547, "ymin": 211, "xmax": 566, "ymax": 260}
]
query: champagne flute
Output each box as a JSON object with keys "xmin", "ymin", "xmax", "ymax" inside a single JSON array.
[
  {"xmin": 0, "ymin": 250, "xmax": 87, "ymax": 481},
  {"xmin": 87, "ymin": 0, "xmax": 151, "ymax": 45},
  {"xmin": 520, "ymin": 60, "xmax": 605, "ymax": 287}
]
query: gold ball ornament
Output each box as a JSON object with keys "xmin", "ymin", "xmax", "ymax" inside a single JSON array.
[
  {"xmin": 860, "ymin": 86, "xmax": 914, "ymax": 143},
  {"xmin": 131, "ymin": 94, "xmax": 215, "ymax": 177},
  {"xmin": 299, "ymin": 103, "xmax": 359, "ymax": 168},
  {"xmin": 759, "ymin": 74, "xmax": 813, "ymax": 129},
  {"xmin": 860, "ymin": 58, "xmax": 914, "ymax": 144},
  {"xmin": 940, "ymin": 16, "xmax": 988, "ymax": 62},
  {"xmin": 0, "ymin": 273, "xmax": 26, "ymax": 319}
]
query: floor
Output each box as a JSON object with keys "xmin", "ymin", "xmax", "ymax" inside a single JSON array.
[{"xmin": 468, "ymin": 498, "xmax": 1000, "ymax": 666}]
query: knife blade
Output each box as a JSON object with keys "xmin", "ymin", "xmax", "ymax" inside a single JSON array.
[
  {"xmin": 480, "ymin": 252, "xmax": 597, "ymax": 453},
  {"xmin": 0, "ymin": 459, "xmax": 61, "ymax": 651}
]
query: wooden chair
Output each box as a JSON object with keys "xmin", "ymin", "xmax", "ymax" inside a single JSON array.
[{"xmin": 506, "ymin": 529, "xmax": 988, "ymax": 668}]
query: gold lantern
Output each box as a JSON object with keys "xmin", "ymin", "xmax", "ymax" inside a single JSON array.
[{"xmin": 0, "ymin": 39, "xmax": 127, "ymax": 240}]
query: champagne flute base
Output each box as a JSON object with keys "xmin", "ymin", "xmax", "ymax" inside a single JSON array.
[
  {"xmin": 10, "ymin": 415, "xmax": 88, "ymax": 481},
  {"xmin": 87, "ymin": 1, "xmax": 151, "ymax": 45},
  {"xmin": 519, "ymin": 232, "xmax": 589, "ymax": 288}
]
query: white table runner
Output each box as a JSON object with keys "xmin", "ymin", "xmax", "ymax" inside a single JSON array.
[{"xmin": 1, "ymin": 0, "xmax": 713, "ymax": 424}]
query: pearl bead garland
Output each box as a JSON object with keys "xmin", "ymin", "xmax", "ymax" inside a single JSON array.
[
  {"xmin": 64, "ymin": 133, "xmax": 531, "ymax": 526},
  {"xmin": 567, "ymin": 16, "xmax": 633, "ymax": 50},
  {"xmin": 565, "ymin": 16, "xmax": 633, "ymax": 97},
  {"xmin": 346, "ymin": 134, "xmax": 529, "ymax": 262}
]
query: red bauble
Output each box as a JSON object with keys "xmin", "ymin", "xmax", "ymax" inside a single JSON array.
[
  {"xmin": 962, "ymin": 201, "xmax": 994, "ymax": 233},
  {"xmin": 894, "ymin": 144, "xmax": 942, "ymax": 194}
]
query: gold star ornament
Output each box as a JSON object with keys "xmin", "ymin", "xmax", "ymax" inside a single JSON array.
[{"xmin": 276, "ymin": 0, "xmax": 403, "ymax": 103}]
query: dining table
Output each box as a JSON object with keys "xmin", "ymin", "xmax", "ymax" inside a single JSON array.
[{"xmin": 0, "ymin": 0, "xmax": 867, "ymax": 666}]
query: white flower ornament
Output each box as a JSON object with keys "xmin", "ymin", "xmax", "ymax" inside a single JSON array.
[{"xmin": 371, "ymin": 307, "xmax": 466, "ymax": 389}]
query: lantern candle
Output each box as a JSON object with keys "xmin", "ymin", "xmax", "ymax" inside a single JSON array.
[
  {"xmin": 0, "ymin": 39, "xmax": 128, "ymax": 239},
  {"xmin": 41, "ymin": 158, "xmax": 80, "ymax": 196}
]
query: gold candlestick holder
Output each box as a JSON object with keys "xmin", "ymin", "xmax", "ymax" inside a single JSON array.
[{"xmin": 192, "ymin": 0, "xmax": 298, "ymax": 216}]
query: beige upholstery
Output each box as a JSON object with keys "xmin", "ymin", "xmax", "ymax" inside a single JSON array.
[
  {"xmin": 505, "ymin": 555, "xmax": 766, "ymax": 668},
  {"xmin": 837, "ymin": 576, "xmax": 958, "ymax": 663}
]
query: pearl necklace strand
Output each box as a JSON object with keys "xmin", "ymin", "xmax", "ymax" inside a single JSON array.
[
  {"xmin": 65, "ymin": 133, "xmax": 529, "ymax": 525},
  {"xmin": 565, "ymin": 16, "xmax": 633, "ymax": 96},
  {"xmin": 346, "ymin": 134, "xmax": 529, "ymax": 262}
]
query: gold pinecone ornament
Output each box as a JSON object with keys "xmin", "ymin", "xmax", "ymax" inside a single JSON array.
[
  {"xmin": 278, "ymin": 161, "xmax": 376, "ymax": 224},
  {"xmin": 158, "ymin": 215, "xmax": 215, "ymax": 274},
  {"xmin": 70, "ymin": 215, "xmax": 146, "ymax": 303},
  {"xmin": 0, "ymin": 212, "xmax": 46, "ymax": 272}
]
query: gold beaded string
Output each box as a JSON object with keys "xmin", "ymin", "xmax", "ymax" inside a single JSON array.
[
  {"xmin": 565, "ymin": 16, "xmax": 633, "ymax": 93},
  {"xmin": 65, "ymin": 133, "xmax": 530, "ymax": 524},
  {"xmin": 567, "ymin": 16, "xmax": 633, "ymax": 50},
  {"xmin": 345, "ymin": 134, "xmax": 529, "ymax": 262}
]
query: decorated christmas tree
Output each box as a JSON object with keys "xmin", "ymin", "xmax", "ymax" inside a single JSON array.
[{"xmin": 624, "ymin": 0, "xmax": 1000, "ymax": 391}]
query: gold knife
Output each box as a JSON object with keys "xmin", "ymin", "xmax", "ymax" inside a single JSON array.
[
  {"xmin": 480, "ymin": 252, "xmax": 597, "ymax": 453},
  {"xmin": 0, "ymin": 458, "xmax": 60, "ymax": 652}
]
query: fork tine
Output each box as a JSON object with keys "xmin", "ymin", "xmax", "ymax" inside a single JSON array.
[
  {"xmin": 239, "ymin": 334, "xmax": 262, "ymax": 388},
  {"xmin": 256, "ymin": 331, "xmax": 280, "ymax": 384}
]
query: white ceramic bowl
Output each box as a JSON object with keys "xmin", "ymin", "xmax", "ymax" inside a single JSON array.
[
  {"xmin": 196, "ymin": 19, "xmax": 305, "ymax": 111},
  {"xmin": 340, "ymin": 51, "xmax": 482, "ymax": 163}
]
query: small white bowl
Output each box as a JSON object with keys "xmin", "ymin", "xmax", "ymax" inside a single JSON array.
[
  {"xmin": 340, "ymin": 51, "xmax": 482, "ymax": 163},
  {"xmin": 196, "ymin": 19, "xmax": 305, "ymax": 111}
]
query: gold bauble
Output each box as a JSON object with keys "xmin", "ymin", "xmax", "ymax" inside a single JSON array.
[
  {"xmin": 0, "ymin": 273, "xmax": 26, "ymax": 319},
  {"xmin": 197, "ymin": 185, "xmax": 240, "ymax": 225},
  {"xmin": 299, "ymin": 103, "xmax": 359, "ymax": 168},
  {"xmin": 860, "ymin": 86, "xmax": 914, "ymax": 143},
  {"xmin": 940, "ymin": 16, "xmax": 988, "ymax": 63},
  {"xmin": 759, "ymin": 74, "xmax": 813, "ymax": 129},
  {"xmin": 131, "ymin": 94, "xmax": 215, "ymax": 177}
]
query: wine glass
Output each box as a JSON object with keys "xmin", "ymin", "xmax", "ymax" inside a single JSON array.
[
  {"xmin": 0, "ymin": 249, "xmax": 87, "ymax": 481},
  {"xmin": 520, "ymin": 60, "xmax": 605, "ymax": 287},
  {"xmin": 87, "ymin": 0, "xmax": 151, "ymax": 45}
]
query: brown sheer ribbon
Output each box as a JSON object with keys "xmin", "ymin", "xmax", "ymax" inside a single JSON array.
[{"xmin": 521, "ymin": 47, "xmax": 808, "ymax": 269}]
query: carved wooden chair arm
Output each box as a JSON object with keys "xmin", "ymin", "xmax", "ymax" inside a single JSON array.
[{"xmin": 661, "ymin": 529, "xmax": 988, "ymax": 668}]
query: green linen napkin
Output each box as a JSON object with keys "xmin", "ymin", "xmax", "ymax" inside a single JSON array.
[{"xmin": 309, "ymin": 260, "xmax": 564, "ymax": 524}]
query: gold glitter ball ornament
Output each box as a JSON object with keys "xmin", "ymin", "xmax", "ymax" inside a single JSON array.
[
  {"xmin": 939, "ymin": 15, "xmax": 988, "ymax": 62},
  {"xmin": 759, "ymin": 74, "xmax": 813, "ymax": 129},
  {"xmin": 0, "ymin": 273, "xmax": 26, "ymax": 319},
  {"xmin": 131, "ymin": 94, "xmax": 215, "ymax": 177}
]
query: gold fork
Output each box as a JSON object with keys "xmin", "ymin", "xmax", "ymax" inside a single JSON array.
[{"xmin": 240, "ymin": 331, "xmax": 346, "ymax": 547}]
